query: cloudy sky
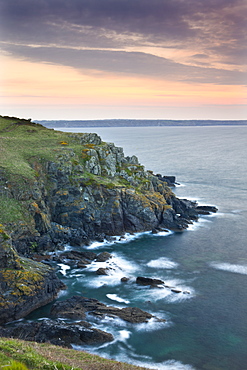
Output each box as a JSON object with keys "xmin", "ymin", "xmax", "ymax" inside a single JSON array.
[{"xmin": 0, "ymin": 0, "xmax": 246, "ymax": 120}]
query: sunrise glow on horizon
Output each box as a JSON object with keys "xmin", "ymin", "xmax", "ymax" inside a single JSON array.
[{"xmin": 0, "ymin": 0, "xmax": 246, "ymax": 120}]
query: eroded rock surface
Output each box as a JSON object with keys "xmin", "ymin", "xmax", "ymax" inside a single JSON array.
[
  {"xmin": 0, "ymin": 319, "xmax": 113, "ymax": 348},
  {"xmin": 50, "ymin": 295, "xmax": 163, "ymax": 324}
]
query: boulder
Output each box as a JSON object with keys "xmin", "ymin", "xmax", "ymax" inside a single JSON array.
[
  {"xmin": 95, "ymin": 252, "xmax": 112, "ymax": 262},
  {"xmin": 121, "ymin": 277, "xmax": 130, "ymax": 282},
  {"xmin": 136, "ymin": 276, "xmax": 164, "ymax": 287},
  {"xmin": 96, "ymin": 267, "xmax": 110, "ymax": 275},
  {"xmin": 171, "ymin": 289, "xmax": 182, "ymax": 293}
]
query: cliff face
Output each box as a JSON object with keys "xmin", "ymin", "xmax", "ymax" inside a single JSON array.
[
  {"xmin": 2, "ymin": 129, "xmax": 198, "ymax": 254},
  {"xmin": 0, "ymin": 116, "xmax": 214, "ymax": 323},
  {"xmin": 0, "ymin": 230, "xmax": 64, "ymax": 325}
]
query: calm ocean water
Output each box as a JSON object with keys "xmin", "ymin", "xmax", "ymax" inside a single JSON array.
[{"xmin": 30, "ymin": 126, "xmax": 247, "ymax": 370}]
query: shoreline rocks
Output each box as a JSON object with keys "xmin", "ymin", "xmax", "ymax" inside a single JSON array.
[
  {"xmin": 50, "ymin": 295, "xmax": 164, "ymax": 324},
  {"xmin": 0, "ymin": 232, "xmax": 65, "ymax": 325},
  {"xmin": 0, "ymin": 319, "xmax": 114, "ymax": 348}
]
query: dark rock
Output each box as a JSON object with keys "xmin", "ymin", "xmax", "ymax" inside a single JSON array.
[
  {"xmin": 171, "ymin": 289, "xmax": 182, "ymax": 293},
  {"xmin": 77, "ymin": 261, "xmax": 88, "ymax": 268},
  {"xmin": 96, "ymin": 267, "xmax": 110, "ymax": 275},
  {"xmin": 117, "ymin": 307, "xmax": 152, "ymax": 323},
  {"xmin": 50, "ymin": 295, "xmax": 162, "ymax": 324},
  {"xmin": 151, "ymin": 228, "xmax": 159, "ymax": 234},
  {"xmin": 0, "ymin": 234, "xmax": 65, "ymax": 325},
  {"xmin": 136, "ymin": 276, "xmax": 164, "ymax": 287},
  {"xmin": 155, "ymin": 174, "xmax": 176, "ymax": 186},
  {"xmin": 121, "ymin": 277, "xmax": 130, "ymax": 282},
  {"xmin": 0, "ymin": 319, "xmax": 113, "ymax": 348},
  {"xmin": 95, "ymin": 252, "xmax": 112, "ymax": 262},
  {"xmin": 60, "ymin": 250, "xmax": 97, "ymax": 261},
  {"xmin": 195, "ymin": 205, "xmax": 218, "ymax": 214}
]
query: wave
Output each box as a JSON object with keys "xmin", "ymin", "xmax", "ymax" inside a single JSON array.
[
  {"xmin": 86, "ymin": 232, "xmax": 150, "ymax": 250},
  {"xmin": 151, "ymin": 230, "xmax": 174, "ymax": 237},
  {"xmin": 57, "ymin": 263, "xmax": 70, "ymax": 276},
  {"xmin": 187, "ymin": 217, "xmax": 211, "ymax": 231},
  {"xmin": 147, "ymin": 257, "xmax": 178, "ymax": 269},
  {"xmin": 106, "ymin": 293, "xmax": 130, "ymax": 304},
  {"xmin": 86, "ymin": 230, "xmax": 172, "ymax": 250},
  {"xmin": 84, "ymin": 253, "xmax": 139, "ymax": 288},
  {"xmin": 210, "ymin": 262, "xmax": 247, "ymax": 275},
  {"xmin": 131, "ymin": 279, "xmax": 195, "ymax": 304},
  {"xmin": 73, "ymin": 337, "xmax": 195, "ymax": 370}
]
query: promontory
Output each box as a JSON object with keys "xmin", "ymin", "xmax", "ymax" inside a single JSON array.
[{"xmin": 0, "ymin": 115, "xmax": 217, "ymax": 325}]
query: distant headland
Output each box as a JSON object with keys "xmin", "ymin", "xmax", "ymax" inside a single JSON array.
[{"xmin": 36, "ymin": 119, "xmax": 247, "ymax": 128}]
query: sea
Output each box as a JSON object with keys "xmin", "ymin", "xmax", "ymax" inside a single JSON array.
[{"xmin": 28, "ymin": 126, "xmax": 247, "ymax": 370}]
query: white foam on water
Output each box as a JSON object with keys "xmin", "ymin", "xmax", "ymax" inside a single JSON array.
[
  {"xmin": 187, "ymin": 217, "xmax": 211, "ymax": 231},
  {"xmin": 64, "ymin": 245, "xmax": 74, "ymax": 251},
  {"xmin": 118, "ymin": 231, "xmax": 150, "ymax": 242},
  {"xmin": 151, "ymin": 230, "xmax": 174, "ymax": 237},
  {"xmin": 147, "ymin": 257, "xmax": 178, "ymax": 269},
  {"xmin": 118, "ymin": 329, "xmax": 131, "ymax": 340},
  {"xmin": 57, "ymin": 263, "xmax": 70, "ymax": 276},
  {"xmin": 132, "ymin": 278, "xmax": 195, "ymax": 304},
  {"xmin": 85, "ymin": 253, "xmax": 139, "ymax": 287},
  {"xmin": 93, "ymin": 347, "xmax": 195, "ymax": 370},
  {"xmin": 86, "ymin": 231, "xmax": 150, "ymax": 250},
  {"xmin": 86, "ymin": 240, "xmax": 114, "ymax": 250},
  {"xmin": 106, "ymin": 293, "xmax": 130, "ymax": 304},
  {"xmin": 210, "ymin": 262, "xmax": 247, "ymax": 275},
  {"xmin": 72, "ymin": 333, "xmax": 195, "ymax": 370},
  {"xmin": 134, "ymin": 316, "xmax": 169, "ymax": 332},
  {"xmin": 57, "ymin": 289, "xmax": 69, "ymax": 298},
  {"xmin": 174, "ymin": 183, "xmax": 185, "ymax": 187},
  {"xmin": 133, "ymin": 359, "xmax": 196, "ymax": 370}
]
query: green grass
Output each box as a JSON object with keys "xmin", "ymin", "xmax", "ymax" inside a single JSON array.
[
  {"xmin": 0, "ymin": 116, "xmax": 78, "ymax": 180},
  {"xmin": 0, "ymin": 197, "xmax": 27, "ymax": 223},
  {"xmin": 0, "ymin": 338, "xmax": 149, "ymax": 370}
]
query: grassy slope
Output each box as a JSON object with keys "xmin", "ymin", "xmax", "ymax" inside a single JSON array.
[
  {"xmin": 0, "ymin": 116, "xmax": 70, "ymax": 179},
  {"xmin": 0, "ymin": 338, "xmax": 148, "ymax": 370}
]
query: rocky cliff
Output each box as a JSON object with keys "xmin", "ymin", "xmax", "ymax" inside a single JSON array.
[
  {"xmin": 0, "ymin": 229, "xmax": 64, "ymax": 324},
  {"xmin": 0, "ymin": 115, "xmax": 217, "ymax": 324}
]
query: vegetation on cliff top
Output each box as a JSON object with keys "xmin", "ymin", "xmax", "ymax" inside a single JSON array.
[
  {"xmin": 0, "ymin": 115, "xmax": 172, "ymax": 228},
  {"xmin": 0, "ymin": 338, "xmax": 148, "ymax": 370}
]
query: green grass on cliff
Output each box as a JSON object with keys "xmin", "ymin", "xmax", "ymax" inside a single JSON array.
[
  {"xmin": 0, "ymin": 115, "xmax": 105, "ymax": 224},
  {"xmin": 0, "ymin": 338, "xmax": 148, "ymax": 370},
  {"xmin": 0, "ymin": 116, "xmax": 80, "ymax": 180}
]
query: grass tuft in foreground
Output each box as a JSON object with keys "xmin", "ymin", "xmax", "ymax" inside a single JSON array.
[{"xmin": 0, "ymin": 338, "xmax": 149, "ymax": 370}]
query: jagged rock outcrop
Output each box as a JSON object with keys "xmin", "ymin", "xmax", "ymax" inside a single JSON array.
[
  {"xmin": 50, "ymin": 295, "xmax": 163, "ymax": 324},
  {"xmin": 1, "ymin": 122, "xmax": 218, "ymax": 255},
  {"xmin": 0, "ymin": 230, "xmax": 65, "ymax": 325}
]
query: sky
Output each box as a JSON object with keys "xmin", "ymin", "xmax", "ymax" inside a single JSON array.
[{"xmin": 0, "ymin": 0, "xmax": 246, "ymax": 120}]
